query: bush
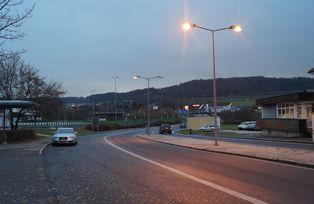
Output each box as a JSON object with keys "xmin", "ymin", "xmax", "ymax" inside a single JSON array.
[
  {"xmin": 86, "ymin": 119, "xmax": 182, "ymax": 132},
  {"xmin": 0, "ymin": 129, "xmax": 37, "ymax": 143}
]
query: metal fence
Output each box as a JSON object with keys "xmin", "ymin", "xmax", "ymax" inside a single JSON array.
[{"xmin": 19, "ymin": 121, "xmax": 91, "ymax": 129}]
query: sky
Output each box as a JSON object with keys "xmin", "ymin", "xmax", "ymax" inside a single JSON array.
[{"xmin": 6, "ymin": 0, "xmax": 314, "ymax": 96}]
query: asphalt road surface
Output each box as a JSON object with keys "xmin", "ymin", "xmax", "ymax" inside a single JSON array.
[{"xmin": 39, "ymin": 128, "xmax": 314, "ymax": 204}]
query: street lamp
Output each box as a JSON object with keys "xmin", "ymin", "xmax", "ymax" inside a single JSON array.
[
  {"xmin": 183, "ymin": 22, "xmax": 242, "ymax": 146},
  {"xmin": 90, "ymin": 89, "xmax": 96, "ymax": 131},
  {"xmin": 112, "ymin": 76, "xmax": 119, "ymax": 120},
  {"xmin": 133, "ymin": 75, "xmax": 163, "ymax": 135}
]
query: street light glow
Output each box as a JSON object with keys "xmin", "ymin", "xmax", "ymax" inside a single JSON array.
[
  {"xmin": 231, "ymin": 25, "xmax": 242, "ymax": 32},
  {"xmin": 133, "ymin": 76, "xmax": 139, "ymax": 79},
  {"xmin": 182, "ymin": 22, "xmax": 192, "ymax": 31}
]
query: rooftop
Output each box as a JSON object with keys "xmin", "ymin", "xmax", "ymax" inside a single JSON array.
[{"xmin": 256, "ymin": 91, "xmax": 314, "ymax": 106}]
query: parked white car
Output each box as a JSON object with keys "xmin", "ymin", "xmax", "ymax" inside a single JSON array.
[
  {"xmin": 52, "ymin": 128, "xmax": 78, "ymax": 145},
  {"xmin": 238, "ymin": 121, "xmax": 260, "ymax": 131},
  {"xmin": 199, "ymin": 125, "xmax": 217, "ymax": 132}
]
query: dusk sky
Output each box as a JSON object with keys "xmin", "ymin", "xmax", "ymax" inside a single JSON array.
[{"xmin": 6, "ymin": 0, "xmax": 314, "ymax": 96}]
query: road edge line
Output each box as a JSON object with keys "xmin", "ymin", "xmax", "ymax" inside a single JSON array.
[
  {"xmin": 138, "ymin": 136, "xmax": 314, "ymax": 170},
  {"xmin": 39, "ymin": 142, "xmax": 51, "ymax": 155},
  {"xmin": 104, "ymin": 136, "xmax": 267, "ymax": 204}
]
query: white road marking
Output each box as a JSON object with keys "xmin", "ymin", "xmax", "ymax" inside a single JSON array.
[{"xmin": 104, "ymin": 136, "xmax": 268, "ymax": 204}]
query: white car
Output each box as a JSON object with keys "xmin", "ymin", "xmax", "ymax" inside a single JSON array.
[
  {"xmin": 52, "ymin": 128, "xmax": 78, "ymax": 145},
  {"xmin": 238, "ymin": 121, "xmax": 259, "ymax": 130},
  {"xmin": 199, "ymin": 125, "xmax": 217, "ymax": 133}
]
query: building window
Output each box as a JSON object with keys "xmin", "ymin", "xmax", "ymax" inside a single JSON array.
[{"xmin": 277, "ymin": 103, "xmax": 294, "ymax": 118}]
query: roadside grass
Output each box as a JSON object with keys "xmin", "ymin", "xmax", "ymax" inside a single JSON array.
[{"xmin": 221, "ymin": 124, "xmax": 238, "ymax": 130}]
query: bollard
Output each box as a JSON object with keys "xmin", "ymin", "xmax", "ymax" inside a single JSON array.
[{"xmin": 189, "ymin": 129, "xmax": 192, "ymax": 134}]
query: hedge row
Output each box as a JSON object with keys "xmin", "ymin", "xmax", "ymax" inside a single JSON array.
[
  {"xmin": 0, "ymin": 129, "xmax": 37, "ymax": 144},
  {"xmin": 86, "ymin": 120, "xmax": 181, "ymax": 132}
]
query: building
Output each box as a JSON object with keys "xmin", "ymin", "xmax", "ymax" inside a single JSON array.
[{"xmin": 256, "ymin": 91, "xmax": 314, "ymax": 137}]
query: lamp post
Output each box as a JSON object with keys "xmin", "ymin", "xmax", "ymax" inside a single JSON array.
[
  {"xmin": 133, "ymin": 75, "xmax": 163, "ymax": 135},
  {"xmin": 308, "ymin": 68, "xmax": 314, "ymax": 142},
  {"xmin": 182, "ymin": 22, "xmax": 242, "ymax": 146},
  {"xmin": 112, "ymin": 76, "xmax": 119, "ymax": 120},
  {"xmin": 90, "ymin": 89, "xmax": 96, "ymax": 131}
]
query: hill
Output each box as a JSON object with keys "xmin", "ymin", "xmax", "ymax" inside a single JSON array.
[{"xmin": 62, "ymin": 76, "xmax": 314, "ymax": 105}]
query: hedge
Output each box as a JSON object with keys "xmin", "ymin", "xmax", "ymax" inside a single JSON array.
[{"xmin": 0, "ymin": 129, "xmax": 37, "ymax": 143}]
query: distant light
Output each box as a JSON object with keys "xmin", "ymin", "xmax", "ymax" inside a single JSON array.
[
  {"xmin": 231, "ymin": 25, "xmax": 242, "ymax": 32},
  {"xmin": 133, "ymin": 76, "xmax": 139, "ymax": 79},
  {"xmin": 182, "ymin": 22, "xmax": 193, "ymax": 31},
  {"xmin": 184, "ymin": 105, "xmax": 189, "ymax": 110}
]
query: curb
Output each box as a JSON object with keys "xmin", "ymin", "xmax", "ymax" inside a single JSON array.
[
  {"xmin": 137, "ymin": 135, "xmax": 314, "ymax": 169},
  {"xmin": 39, "ymin": 142, "xmax": 51, "ymax": 155},
  {"xmin": 174, "ymin": 131, "xmax": 313, "ymax": 145}
]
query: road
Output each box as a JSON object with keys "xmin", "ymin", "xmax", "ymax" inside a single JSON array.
[
  {"xmin": 1, "ymin": 128, "xmax": 314, "ymax": 203},
  {"xmin": 40, "ymin": 128, "xmax": 314, "ymax": 204}
]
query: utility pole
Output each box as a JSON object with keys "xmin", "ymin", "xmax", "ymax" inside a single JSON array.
[
  {"xmin": 112, "ymin": 76, "xmax": 119, "ymax": 120},
  {"xmin": 90, "ymin": 89, "xmax": 96, "ymax": 131}
]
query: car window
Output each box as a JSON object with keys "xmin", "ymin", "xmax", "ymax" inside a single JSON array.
[{"xmin": 56, "ymin": 129, "xmax": 74, "ymax": 134}]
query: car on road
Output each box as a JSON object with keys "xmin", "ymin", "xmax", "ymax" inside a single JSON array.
[
  {"xmin": 159, "ymin": 124, "xmax": 172, "ymax": 134},
  {"xmin": 52, "ymin": 128, "xmax": 78, "ymax": 145},
  {"xmin": 199, "ymin": 125, "xmax": 217, "ymax": 133},
  {"xmin": 179, "ymin": 123, "xmax": 186, "ymax": 129},
  {"xmin": 238, "ymin": 121, "xmax": 260, "ymax": 131}
]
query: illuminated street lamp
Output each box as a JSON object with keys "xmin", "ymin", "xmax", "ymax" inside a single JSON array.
[
  {"xmin": 183, "ymin": 22, "xmax": 242, "ymax": 146},
  {"xmin": 133, "ymin": 75, "xmax": 163, "ymax": 135}
]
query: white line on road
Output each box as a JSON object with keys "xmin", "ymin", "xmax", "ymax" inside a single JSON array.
[{"xmin": 104, "ymin": 136, "xmax": 268, "ymax": 204}]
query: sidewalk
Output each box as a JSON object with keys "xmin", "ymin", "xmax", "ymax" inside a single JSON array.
[
  {"xmin": 138, "ymin": 134, "xmax": 314, "ymax": 167},
  {"xmin": 175, "ymin": 130, "xmax": 313, "ymax": 144}
]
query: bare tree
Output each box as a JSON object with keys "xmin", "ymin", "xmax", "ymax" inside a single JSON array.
[
  {"xmin": 0, "ymin": 52, "xmax": 19, "ymax": 98},
  {"xmin": 0, "ymin": 0, "xmax": 34, "ymax": 41},
  {"xmin": 0, "ymin": 53, "xmax": 66, "ymax": 129}
]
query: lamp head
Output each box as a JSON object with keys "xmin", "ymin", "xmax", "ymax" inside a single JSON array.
[
  {"xmin": 230, "ymin": 25, "xmax": 242, "ymax": 32},
  {"xmin": 182, "ymin": 22, "xmax": 196, "ymax": 31}
]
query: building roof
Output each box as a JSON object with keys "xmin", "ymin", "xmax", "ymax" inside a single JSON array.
[
  {"xmin": 0, "ymin": 100, "xmax": 35, "ymax": 108},
  {"xmin": 256, "ymin": 91, "xmax": 314, "ymax": 106}
]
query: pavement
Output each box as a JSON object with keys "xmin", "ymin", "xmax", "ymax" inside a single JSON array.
[
  {"xmin": 139, "ymin": 134, "xmax": 314, "ymax": 167},
  {"xmin": 0, "ymin": 137, "xmax": 52, "ymax": 203},
  {"xmin": 0, "ymin": 128, "xmax": 314, "ymax": 203},
  {"xmin": 173, "ymin": 131, "xmax": 314, "ymax": 150}
]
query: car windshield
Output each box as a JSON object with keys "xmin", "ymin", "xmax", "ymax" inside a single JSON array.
[{"xmin": 56, "ymin": 129, "xmax": 74, "ymax": 134}]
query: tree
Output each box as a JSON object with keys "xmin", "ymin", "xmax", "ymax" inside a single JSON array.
[
  {"xmin": 0, "ymin": 53, "xmax": 65, "ymax": 129},
  {"xmin": 0, "ymin": 0, "xmax": 34, "ymax": 44}
]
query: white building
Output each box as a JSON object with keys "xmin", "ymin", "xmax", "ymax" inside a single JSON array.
[{"xmin": 256, "ymin": 91, "xmax": 313, "ymax": 137}]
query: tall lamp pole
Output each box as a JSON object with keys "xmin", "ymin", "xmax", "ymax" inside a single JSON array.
[
  {"xmin": 182, "ymin": 22, "xmax": 242, "ymax": 146},
  {"xmin": 308, "ymin": 68, "xmax": 314, "ymax": 142},
  {"xmin": 90, "ymin": 89, "xmax": 96, "ymax": 131},
  {"xmin": 112, "ymin": 76, "xmax": 119, "ymax": 120},
  {"xmin": 133, "ymin": 75, "xmax": 163, "ymax": 135}
]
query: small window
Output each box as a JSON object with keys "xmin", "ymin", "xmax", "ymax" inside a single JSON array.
[{"xmin": 277, "ymin": 103, "xmax": 294, "ymax": 118}]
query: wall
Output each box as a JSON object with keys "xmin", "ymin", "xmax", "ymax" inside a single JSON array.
[
  {"xmin": 187, "ymin": 116, "xmax": 219, "ymax": 130},
  {"xmin": 261, "ymin": 105, "xmax": 276, "ymax": 119}
]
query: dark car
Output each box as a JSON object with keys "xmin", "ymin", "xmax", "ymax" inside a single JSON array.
[{"xmin": 159, "ymin": 124, "xmax": 172, "ymax": 134}]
